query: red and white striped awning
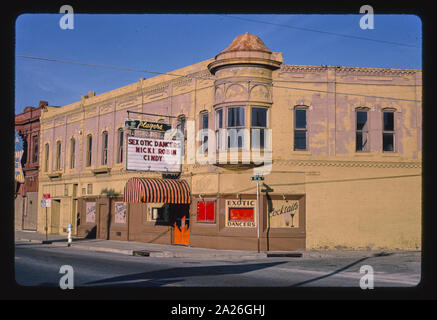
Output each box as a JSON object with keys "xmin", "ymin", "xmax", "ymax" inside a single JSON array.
[{"xmin": 123, "ymin": 177, "xmax": 191, "ymax": 204}]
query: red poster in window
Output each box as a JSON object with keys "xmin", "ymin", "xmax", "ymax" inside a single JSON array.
[
  {"xmin": 197, "ymin": 201, "xmax": 206, "ymax": 222},
  {"xmin": 205, "ymin": 202, "xmax": 215, "ymax": 221},
  {"xmin": 197, "ymin": 201, "xmax": 215, "ymax": 222},
  {"xmin": 229, "ymin": 208, "xmax": 254, "ymax": 221}
]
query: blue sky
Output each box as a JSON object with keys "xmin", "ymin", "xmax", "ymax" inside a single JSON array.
[{"xmin": 15, "ymin": 13, "xmax": 422, "ymax": 114}]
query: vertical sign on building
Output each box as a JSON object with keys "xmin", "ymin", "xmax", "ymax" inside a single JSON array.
[{"xmin": 15, "ymin": 131, "xmax": 25, "ymax": 183}]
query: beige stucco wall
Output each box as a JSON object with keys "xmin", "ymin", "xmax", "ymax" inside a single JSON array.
[{"xmin": 36, "ymin": 45, "xmax": 421, "ymax": 249}]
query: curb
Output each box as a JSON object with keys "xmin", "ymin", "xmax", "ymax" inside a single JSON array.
[{"xmin": 17, "ymin": 238, "xmax": 303, "ymax": 259}]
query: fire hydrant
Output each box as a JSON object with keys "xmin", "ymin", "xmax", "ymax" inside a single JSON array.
[{"xmin": 67, "ymin": 223, "xmax": 72, "ymax": 247}]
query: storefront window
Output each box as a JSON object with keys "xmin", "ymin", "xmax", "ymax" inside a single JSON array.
[{"xmin": 197, "ymin": 201, "xmax": 215, "ymax": 223}]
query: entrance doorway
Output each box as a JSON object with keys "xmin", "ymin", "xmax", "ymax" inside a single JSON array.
[
  {"xmin": 51, "ymin": 199, "xmax": 61, "ymax": 234},
  {"xmin": 172, "ymin": 204, "xmax": 190, "ymax": 245}
]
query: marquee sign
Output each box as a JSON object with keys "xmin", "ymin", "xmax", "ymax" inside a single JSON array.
[
  {"xmin": 124, "ymin": 119, "xmax": 171, "ymax": 132},
  {"xmin": 14, "ymin": 131, "xmax": 25, "ymax": 183},
  {"xmin": 126, "ymin": 136, "xmax": 182, "ymax": 172}
]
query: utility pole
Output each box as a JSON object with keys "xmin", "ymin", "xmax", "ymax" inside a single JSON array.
[{"xmin": 251, "ymin": 174, "xmax": 264, "ymax": 253}]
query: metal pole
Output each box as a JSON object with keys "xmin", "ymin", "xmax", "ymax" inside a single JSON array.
[
  {"xmin": 45, "ymin": 207, "xmax": 48, "ymax": 241},
  {"xmin": 257, "ymin": 178, "xmax": 260, "ymax": 253}
]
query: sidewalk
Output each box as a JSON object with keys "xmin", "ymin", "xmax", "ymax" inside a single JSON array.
[{"xmin": 14, "ymin": 230, "xmax": 302, "ymax": 259}]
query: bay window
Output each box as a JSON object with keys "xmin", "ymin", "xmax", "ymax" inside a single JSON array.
[{"xmin": 227, "ymin": 106, "xmax": 245, "ymax": 149}]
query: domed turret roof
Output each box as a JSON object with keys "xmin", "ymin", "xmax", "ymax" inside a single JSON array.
[
  {"xmin": 208, "ymin": 32, "xmax": 281, "ymax": 75},
  {"xmin": 221, "ymin": 32, "xmax": 272, "ymax": 54}
]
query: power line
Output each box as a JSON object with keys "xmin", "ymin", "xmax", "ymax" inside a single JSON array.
[
  {"xmin": 16, "ymin": 54, "xmax": 421, "ymax": 103},
  {"xmin": 15, "ymin": 55, "xmax": 214, "ymax": 81},
  {"xmin": 222, "ymin": 15, "xmax": 420, "ymax": 49}
]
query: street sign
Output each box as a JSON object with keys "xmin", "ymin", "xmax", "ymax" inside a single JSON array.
[
  {"xmin": 41, "ymin": 199, "xmax": 51, "ymax": 208},
  {"xmin": 43, "ymin": 193, "xmax": 51, "ymax": 199},
  {"xmin": 251, "ymin": 176, "xmax": 264, "ymax": 181}
]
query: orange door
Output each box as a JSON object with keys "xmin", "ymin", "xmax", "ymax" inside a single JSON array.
[{"xmin": 173, "ymin": 216, "xmax": 190, "ymax": 245}]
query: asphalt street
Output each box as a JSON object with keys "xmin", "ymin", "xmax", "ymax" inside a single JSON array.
[{"xmin": 14, "ymin": 241, "xmax": 421, "ymax": 289}]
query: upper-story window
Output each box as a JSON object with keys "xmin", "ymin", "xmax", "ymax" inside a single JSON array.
[
  {"xmin": 383, "ymin": 110, "xmax": 395, "ymax": 152},
  {"xmin": 86, "ymin": 134, "xmax": 93, "ymax": 167},
  {"xmin": 227, "ymin": 106, "xmax": 245, "ymax": 149},
  {"xmin": 44, "ymin": 143, "xmax": 49, "ymax": 172},
  {"xmin": 200, "ymin": 112, "xmax": 209, "ymax": 153},
  {"xmin": 117, "ymin": 128, "xmax": 124, "ymax": 164},
  {"xmin": 294, "ymin": 107, "xmax": 307, "ymax": 151},
  {"xmin": 32, "ymin": 136, "xmax": 38, "ymax": 163},
  {"xmin": 356, "ymin": 109, "xmax": 369, "ymax": 152},
  {"xmin": 251, "ymin": 107, "xmax": 267, "ymax": 148},
  {"xmin": 55, "ymin": 140, "xmax": 62, "ymax": 170},
  {"xmin": 70, "ymin": 137, "xmax": 76, "ymax": 169},
  {"xmin": 215, "ymin": 109, "xmax": 223, "ymax": 150},
  {"xmin": 102, "ymin": 131, "xmax": 108, "ymax": 165},
  {"xmin": 176, "ymin": 115, "xmax": 186, "ymax": 156}
]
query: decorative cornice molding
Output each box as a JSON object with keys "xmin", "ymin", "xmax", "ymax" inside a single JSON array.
[
  {"xmin": 280, "ymin": 64, "xmax": 419, "ymax": 76},
  {"xmin": 274, "ymin": 159, "xmax": 421, "ymax": 169}
]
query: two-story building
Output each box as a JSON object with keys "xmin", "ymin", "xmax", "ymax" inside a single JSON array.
[
  {"xmin": 36, "ymin": 33, "xmax": 422, "ymax": 251},
  {"xmin": 15, "ymin": 101, "xmax": 49, "ymax": 230}
]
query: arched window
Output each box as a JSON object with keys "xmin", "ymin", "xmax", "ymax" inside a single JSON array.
[
  {"xmin": 44, "ymin": 143, "xmax": 49, "ymax": 172},
  {"xmin": 117, "ymin": 128, "xmax": 124, "ymax": 164},
  {"xmin": 55, "ymin": 140, "xmax": 61, "ymax": 170},
  {"xmin": 86, "ymin": 134, "xmax": 93, "ymax": 167},
  {"xmin": 70, "ymin": 137, "xmax": 76, "ymax": 169},
  {"xmin": 102, "ymin": 131, "xmax": 108, "ymax": 165}
]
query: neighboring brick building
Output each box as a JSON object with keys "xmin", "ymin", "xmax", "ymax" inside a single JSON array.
[
  {"xmin": 37, "ymin": 33, "xmax": 422, "ymax": 251},
  {"xmin": 14, "ymin": 101, "xmax": 47, "ymax": 230}
]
